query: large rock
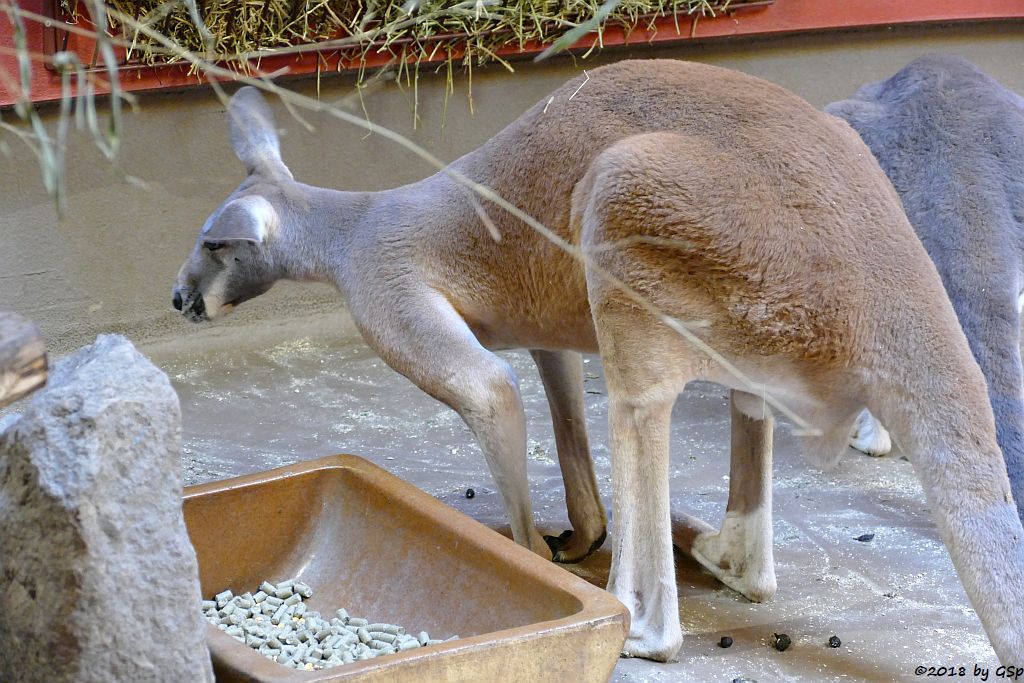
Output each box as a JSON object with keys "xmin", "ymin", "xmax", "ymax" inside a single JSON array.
[{"xmin": 0, "ymin": 335, "xmax": 214, "ymax": 683}]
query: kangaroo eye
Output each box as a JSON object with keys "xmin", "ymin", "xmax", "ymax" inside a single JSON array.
[{"xmin": 204, "ymin": 241, "xmax": 225, "ymax": 252}]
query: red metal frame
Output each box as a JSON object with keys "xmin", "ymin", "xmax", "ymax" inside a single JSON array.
[{"xmin": 2, "ymin": 0, "xmax": 1024, "ymax": 107}]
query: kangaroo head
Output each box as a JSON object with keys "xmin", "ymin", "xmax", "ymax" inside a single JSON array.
[{"xmin": 173, "ymin": 86, "xmax": 293, "ymax": 322}]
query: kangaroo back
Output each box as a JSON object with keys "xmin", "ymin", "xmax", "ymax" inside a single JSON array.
[{"xmin": 171, "ymin": 61, "xmax": 1024, "ymax": 664}]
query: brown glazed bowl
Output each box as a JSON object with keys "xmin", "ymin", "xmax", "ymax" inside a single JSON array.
[{"xmin": 183, "ymin": 454, "xmax": 629, "ymax": 682}]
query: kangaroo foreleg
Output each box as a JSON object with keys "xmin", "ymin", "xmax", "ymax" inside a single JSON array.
[
  {"xmin": 354, "ymin": 290, "xmax": 551, "ymax": 560},
  {"xmin": 530, "ymin": 349, "xmax": 607, "ymax": 562}
]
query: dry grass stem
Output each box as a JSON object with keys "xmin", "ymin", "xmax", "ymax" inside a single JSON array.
[{"xmin": 2, "ymin": 0, "xmax": 818, "ymax": 434}]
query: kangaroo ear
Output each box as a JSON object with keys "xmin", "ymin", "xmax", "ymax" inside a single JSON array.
[
  {"xmin": 202, "ymin": 195, "xmax": 279, "ymax": 244},
  {"xmin": 227, "ymin": 86, "xmax": 291, "ymax": 177}
]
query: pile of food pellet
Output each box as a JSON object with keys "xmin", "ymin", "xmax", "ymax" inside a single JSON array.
[{"xmin": 202, "ymin": 579, "xmax": 458, "ymax": 671}]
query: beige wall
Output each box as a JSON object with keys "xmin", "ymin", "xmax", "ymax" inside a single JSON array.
[{"xmin": 2, "ymin": 21, "xmax": 1023, "ymax": 355}]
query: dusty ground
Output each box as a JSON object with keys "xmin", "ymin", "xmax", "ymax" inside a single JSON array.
[{"xmin": 149, "ymin": 328, "xmax": 1000, "ymax": 683}]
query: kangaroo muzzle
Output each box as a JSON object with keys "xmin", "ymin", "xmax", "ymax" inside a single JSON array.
[{"xmin": 173, "ymin": 285, "xmax": 207, "ymax": 322}]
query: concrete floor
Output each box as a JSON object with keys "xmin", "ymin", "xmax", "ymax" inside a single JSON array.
[{"xmin": 149, "ymin": 324, "xmax": 999, "ymax": 683}]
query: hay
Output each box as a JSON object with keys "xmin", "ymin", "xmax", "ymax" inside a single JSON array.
[{"xmin": 73, "ymin": 1, "xmax": 736, "ymax": 74}]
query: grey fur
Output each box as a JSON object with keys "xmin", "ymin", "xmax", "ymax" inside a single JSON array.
[
  {"xmin": 827, "ymin": 54, "xmax": 1024, "ymax": 521},
  {"xmin": 227, "ymin": 86, "xmax": 291, "ymax": 177},
  {"xmin": 172, "ymin": 67, "xmax": 1024, "ymax": 663}
]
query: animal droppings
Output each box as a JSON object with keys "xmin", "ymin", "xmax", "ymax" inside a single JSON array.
[
  {"xmin": 465, "ymin": 488, "xmax": 475, "ymax": 499},
  {"xmin": 772, "ymin": 633, "xmax": 791, "ymax": 652},
  {"xmin": 828, "ymin": 635, "xmax": 841, "ymax": 648},
  {"xmin": 718, "ymin": 636, "xmax": 733, "ymax": 648},
  {"xmin": 202, "ymin": 580, "xmax": 458, "ymax": 670},
  {"xmin": 855, "ymin": 533, "xmax": 875, "ymax": 542}
]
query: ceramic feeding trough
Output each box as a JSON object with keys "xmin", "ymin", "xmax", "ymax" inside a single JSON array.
[{"xmin": 183, "ymin": 454, "xmax": 629, "ymax": 682}]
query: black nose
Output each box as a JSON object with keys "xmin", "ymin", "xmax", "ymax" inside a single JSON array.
[{"xmin": 172, "ymin": 290, "xmax": 183, "ymax": 311}]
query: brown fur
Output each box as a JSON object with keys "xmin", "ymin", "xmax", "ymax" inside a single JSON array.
[{"xmin": 173, "ymin": 60, "xmax": 1024, "ymax": 663}]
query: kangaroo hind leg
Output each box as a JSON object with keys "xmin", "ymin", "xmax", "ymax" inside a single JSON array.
[
  {"xmin": 599, "ymin": 338, "xmax": 689, "ymax": 662},
  {"xmin": 584, "ymin": 279, "xmax": 693, "ymax": 660},
  {"xmin": 672, "ymin": 390, "xmax": 776, "ymax": 603},
  {"xmin": 849, "ymin": 408, "xmax": 893, "ymax": 456}
]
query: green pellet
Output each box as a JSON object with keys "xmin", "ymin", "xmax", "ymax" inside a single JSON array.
[{"xmin": 203, "ymin": 579, "xmax": 458, "ymax": 672}]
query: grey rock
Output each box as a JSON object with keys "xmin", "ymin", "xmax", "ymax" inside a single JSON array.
[{"xmin": 0, "ymin": 334, "xmax": 214, "ymax": 683}]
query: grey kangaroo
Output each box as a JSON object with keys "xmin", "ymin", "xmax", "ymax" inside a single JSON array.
[
  {"xmin": 827, "ymin": 55, "xmax": 1024, "ymax": 525},
  {"xmin": 172, "ymin": 60, "xmax": 1024, "ymax": 662}
]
